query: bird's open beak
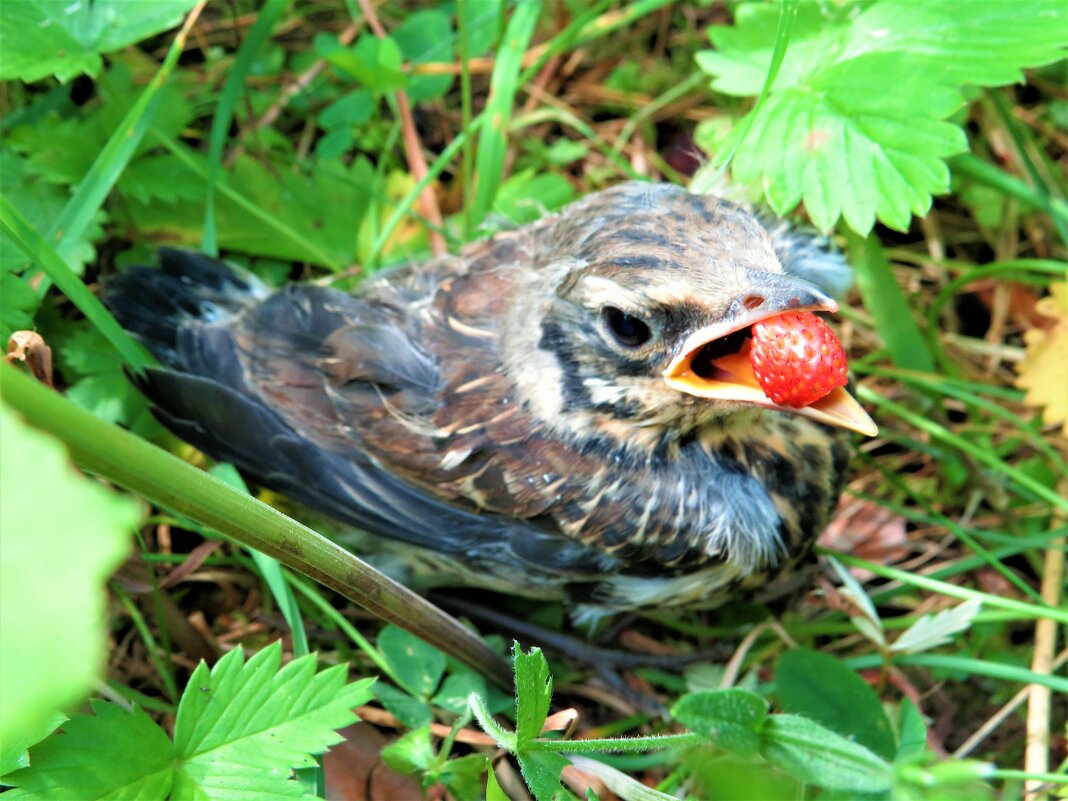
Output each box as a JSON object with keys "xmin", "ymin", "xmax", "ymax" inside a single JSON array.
[{"xmin": 662, "ymin": 285, "xmax": 878, "ymax": 437}]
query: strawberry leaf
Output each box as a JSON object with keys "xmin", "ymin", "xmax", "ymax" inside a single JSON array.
[
  {"xmin": 172, "ymin": 642, "xmax": 375, "ymax": 800},
  {"xmin": 0, "ymin": 0, "xmax": 199, "ymax": 83},
  {"xmin": 1, "ymin": 702, "xmax": 175, "ymax": 800},
  {"xmin": 697, "ymin": 0, "xmax": 1068, "ymax": 232}
]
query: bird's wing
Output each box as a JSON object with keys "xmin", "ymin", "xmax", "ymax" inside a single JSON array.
[{"xmin": 107, "ymin": 248, "xmax": 617, "ymax": 580}]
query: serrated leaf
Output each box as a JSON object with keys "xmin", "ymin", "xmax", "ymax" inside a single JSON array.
[
  {"xmin": 171, "ymin": 642, "xmax": 374, "ymax": 800},
  {"xmin": 829, "ymin": 558, "xmax": 886, "ymax": 647},
  {"xmin": 731, "ymin": 52, "xmax": 966, "ymax": 232},
  {"xmin": 0, "ymin": 711, "xmax": 65, "ymax": 777},
  {"xmin": 0, "ymin": 0, "xmax": 199, "ymax": 83},
  {"xmin": 759, "ymin": 714, "xmax": 892, "ymax": 792},
  {"xmin": 516, "ymin": 749, "xmax": 575, "ymax": 801},
  {"xmin": 1, "ymin": 701, "xmax": 174, "ymax": 800},
  {"xmin": 512, "ymin": 644, "xmax": 552, "ymax": 747},
  {"xmin": 671, "ymin": 689, "xmax": 768, "ymax": 757},
  {"xmin": 378, "ymin": 624, "xmax": 446, "ymax": 698},
  {"xmin": 698, "ymin": 0, "xmax": 1066, "ymax": 233},
  {"xmin": 775, "ymin": 650, "xmax": 896, "ymax": 760},
  {"xmin": 891, "ymin": 598, "xmax": 983, "ymax": 655},
  {"xmin": 845, "ymin": 0, "xmax": 1068, "ymax": 87},
  {"xmin": 380, "ymin": 726, "xmax": 435, "ymax": 774},
  {"xmin": 1015, "ymin": 282, "xmax": 1068, "ymax": 436},
  {"xmin": 0, "ymin": 147, "xmax": 104, "ymax": 275},
  {"xmin": 0, "ymin": 268, "xmax": 38, "ymax": 342},
  {"xmin": 0, "ymin": 404, "xmax": 136, "ymax": 765}
]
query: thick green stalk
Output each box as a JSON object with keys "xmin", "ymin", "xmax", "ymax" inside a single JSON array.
[{"xmin": 0, "ymin": 363, "xmax": 510, "ymax": 687}]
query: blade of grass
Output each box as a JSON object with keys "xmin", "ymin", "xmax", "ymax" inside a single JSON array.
[
  {"xmin": 925, "ymin": 259, "xmax": 1067, "ymax": 369},
  {"xmin": 951, "ymin": 153, "xmax": 1068, "ymax": 233},
  {"xmin": 985, "ymin": 89, "xmax": 1068, "ymax": 246},
  {"xmin": 211, "ymin": 463, "xmax": 309, "ymax": 657},
  {"xmin": 370, "ymin": 0, "xmax": 671, "ymax": 260},
  {"xmin": 822, "ymin": 549, "xmax": 1067, "ymax": 625},
  {"xmin": 845, "ymin": 653, "xmax": 1068, "ymax": 695},
  {"xmin": 110, "ymin": 583, "xmax": 179, "ymax": 703},
  {"xmin": 469, "ymin": 0, "xmax": 542, "ymax": 227},
  {"xmin": 857, "ymin": 385, "xmax": 1068, "ymax": 512},
  {"xmin": 457, "ymin": 0, "xmax": 476, "ymax": 240},
  {"xmin": 152, "ymin": 132, "xmax": 343, "ymax": 270},
  {"xmin": 0, "ymin": 362, "xmax": 511, "ymax": 688},
  {"xmin": 285, "ymin": 572, "xmax": 401, "ymax": 686},
  {"xmin": 0, "ymin": 196, "xmax": 153, "ymax": 372},
  {"xmin": 39, "ymin": 2, "xmax": 206, "ymax": 288},
  {"xmin": 843, "ymin": 229, "xmax": 936, "ymax": 374},
  {"xmin": 692, "ymin": 0, "xmax": 799, "ymax": 193},
  {"xmin": 202, "ymin": 0, "xmax": 291, "ymax": 257},
  {"xmin": 859, "ymin": 365, "xmax": 1068, "ymax": 479}
]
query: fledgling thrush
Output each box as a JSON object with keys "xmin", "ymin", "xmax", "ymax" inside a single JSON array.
[{"xmin": 105, "ymin": 182, "xmax": 877, "ymax": 623}]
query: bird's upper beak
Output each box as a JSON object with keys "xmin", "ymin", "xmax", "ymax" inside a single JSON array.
[{"xmin": 662, "ymin": 276, "xmax": 878, "ymax": 437}]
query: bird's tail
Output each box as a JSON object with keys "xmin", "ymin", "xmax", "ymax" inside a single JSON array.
[{"xmin": 102, "ymin": 248, "xmax": 267, "ymax": 367}]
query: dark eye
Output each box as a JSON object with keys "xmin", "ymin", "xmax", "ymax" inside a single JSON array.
[{"xmin": 602, "ymin": 306, "xmax": 652, "ymax": 348}]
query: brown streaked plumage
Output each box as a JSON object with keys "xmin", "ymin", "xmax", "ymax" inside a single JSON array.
[{"xmin": 105, "ymin": 182, "xmax": 875, "ymax": 623}]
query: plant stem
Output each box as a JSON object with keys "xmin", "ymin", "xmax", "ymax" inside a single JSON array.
[{"xmin": 0, "ymin": 363, "xmax": 511, "ymax": 688}]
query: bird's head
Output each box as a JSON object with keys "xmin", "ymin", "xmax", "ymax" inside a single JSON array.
[{"xmin": 500, "ymin": 182, "xmax": 877, "ymax": 447}]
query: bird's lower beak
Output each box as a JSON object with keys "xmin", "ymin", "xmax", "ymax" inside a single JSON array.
[{"xmin": 663, "ymin": 331, "xmax": 879, "ymax": 438}]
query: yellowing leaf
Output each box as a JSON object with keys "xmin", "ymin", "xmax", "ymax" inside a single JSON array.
[{"xmin": 1015, "ymin": 282, "xmax": 1068, "ymax": 435}]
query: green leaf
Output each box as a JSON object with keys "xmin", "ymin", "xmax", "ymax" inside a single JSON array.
[
  {"xmin": 516, "ymin": 749, "xmax": 576, "ymax": 801},
  {"xmin": 891, "ymin": 598, "xmax": 983, "ymax": 655},
  {"xmin": 0, "ymin": 0, "xmax": 198, "ymax": 82},
  {"xmin": 512, "ymin": 644, "xmax": 552, "ymax": 747},
  {"xmin": 759, "ymin": 714, "xmax": 892, "ymax": 792},
  {"xmin": 0, "ymin": 711, "xmax": 65, "ymax": 778},
  {"xmin": 0, "ymin": 147, "xmax": 105, "ymax": 275},
  {"xmin": 439, "ymin": 753, "xmax": 489, "ymax": 801},
  {"xmin": 845, "ymin": 0, "xmax": 1068, "ymax": 87},
  {"xmin": 697, "ymin": 0, "xmax": 1067, "ymax": 233},
  {"xmin": 171, "ymin": 642, "xmax": 374, "ymax": 800},
  {"xmin": 326, "ymin": 34, "xmax": 407, "ymax": 95},
  {"xmin": 844, "ymin": 230, "xmax": 936, "ymax": 374},
  {"xmin": 0, "ymin": 268, "xmax": 38, "ymax": 341},
  {"xmin": 432, "ymin": 671, "xmax": 490, "ymax": 716},
  {"xmin": 119, "ymin": 147, "xmax": 371, "ymax": 269},
  {"xmin": 895, "ymin": 698, "xmax": 928, "ymax": 762},
  {"xmin": 374, "ymin": 682, "xmax": 433, "ymax": 729},
  {"xmin": 471, "ymin": 0, "xmax": 542, "ymax": 227},
  {"xmin": 393, "ymin": 10, "xmax": 454, "ymax": 101},
  {"xmin": 0, "ymin": 403, "xmax": 136, "ymax": 763},
  {"xmin": 671, "ymin": 689, "xmax": 768, "ymax": 757},
  {"xmin": 1, "ymin": 702, "xmax": 175, "ymax": 800},
  {"xmin": 494, "ymin": 170, "xmax": 576, "ymax": 224},
  {"xmin": 319, "ymin": 90, "xmax": 375, "ymax": 130},
  {"xmin": 775, "ymin": 650, "xmax": 896, "ymax": 761},
  {"xmin": 378, "ymin": 624, "xmax": 446, "ymax": 698},
  {"xmin": 381, "ymin": 726, "xmax": 436, "ymax": 774}
]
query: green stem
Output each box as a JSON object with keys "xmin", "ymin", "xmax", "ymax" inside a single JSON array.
[
  {"xmin": 823, "ymin": 549, "xmax": 1067, "ymax": 624},
  {"xmin": 844, "ymin": 652, "xmax": 1068, "ymax": 694},
  {"xmin": 0, "ymin": 363, "xmax": 511, "ymax": 688},
  {"xmin": 534, "ymin": 733, "xmax": 704, "ymax": 754}
]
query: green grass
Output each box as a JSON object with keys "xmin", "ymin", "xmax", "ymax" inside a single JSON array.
[{"xmin": 1, "ymin": 2, "xmax": 1065, "ymax": 799}]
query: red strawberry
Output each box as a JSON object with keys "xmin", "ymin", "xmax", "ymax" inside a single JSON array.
[{"xmin": 750, "ymin": 312, "xmax": 848, "ymax": 407}]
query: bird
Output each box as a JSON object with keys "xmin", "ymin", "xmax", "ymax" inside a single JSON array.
[{"xmin": 104, "ymin": 181, "xmax": 877, "ymax": 625}]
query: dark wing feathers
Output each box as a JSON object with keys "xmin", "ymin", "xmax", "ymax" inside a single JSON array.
[{"xmin": 106, "ymin": 250, "xmax": 614, "ymax": 580}]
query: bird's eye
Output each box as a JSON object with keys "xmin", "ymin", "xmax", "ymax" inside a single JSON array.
[{"xmin": 602, "ymin": 306, "xmax": 652, "ymax": 348}]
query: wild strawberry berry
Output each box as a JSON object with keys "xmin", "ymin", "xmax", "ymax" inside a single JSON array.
[{"xmin": 750, "ymin": 312, "xmax": 848, "ymax": 407}]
